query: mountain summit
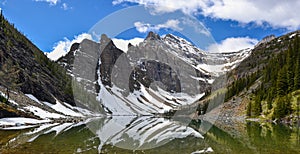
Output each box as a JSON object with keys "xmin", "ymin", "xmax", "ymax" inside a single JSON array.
[
  {"xmin": 56, "ymin": 31, "xmax": 251, "ymax": 115},
  {"xmin": 145, "ymin": 31, "xmax": 161, "ymax": 40}
]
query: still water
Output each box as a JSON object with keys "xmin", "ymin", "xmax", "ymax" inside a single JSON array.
[{"xmin": 0, "ymin": 116, "xmax": 300, "ymax": 154}]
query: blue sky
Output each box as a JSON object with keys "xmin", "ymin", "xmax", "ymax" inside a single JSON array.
[{"xmin": 0, "ymin": 0, "xmax": 299, "ymax": 59}]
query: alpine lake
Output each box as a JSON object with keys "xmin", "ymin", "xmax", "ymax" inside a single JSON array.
[{"xmin": 0, "ymin": 116, "xmax": 300, "ymax": 154}]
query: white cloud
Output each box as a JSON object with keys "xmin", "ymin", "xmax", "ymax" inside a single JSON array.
[
  {"xmin": 134, "ymin": 22, "xmax": 151, "ymax": 33},
  {"xmin": 62, "ymin": 3, "xmax": 67, "ymax": 10},
  {"xmin": 61, "ymin": 3, "xmax": 71, "ymax": 10},
  {"xmin": 112, "ymin": 38, "xmax": 144, "ymax": 52},
  {"xmin": 112, "ymin": 0, "xmax": 206, "ymax": 14},
  {"xmin": 113, "ymin": 0, "xmax": 300, "ymax": 30},
  {"xmin": 206, "ymin": 37, "xmax": 258, "ymax": 53},
  {"xmin": 134, "ymin": 19, "xmax": 182, "ymax": 33},
  {"xmin": 34, "ymin": 0, "xmax": 60, "ymax": 5},
  {"xmin": 47, "ymin": 33, "xmax": 92, "ymax": 61},
  {"xmin": 34, "ymin": 0, "xmax": 72, "ymax": 10},
  {"xmin": 202, "ymin": 0, "xmax": 300, "ymax": 30}
]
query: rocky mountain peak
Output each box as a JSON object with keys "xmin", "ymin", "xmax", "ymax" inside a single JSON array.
[
  {"xmin": 163, "ymin": 34, "xmax": 180, "ymax": 43},
  {"xmin": 69, "ymin": 43, "xmax": 80, "ymax": 52},
  {"xmin": 100, "ymin": 34, "xmax": 110, "ymax": 44},
  {"xmin": 255, "ymin": 34, "xmax": 276, "ymax": 48},
  {"xmin": 145, "ymin": 31, "xmax": 161, "ymax": 40},
  {"xmin": 128, "ymin": 43, "xmax": 133, "ymax": 49},
  {"xmin": 163, "ymin": 34, "xmax": 192, "ymax": 46}
]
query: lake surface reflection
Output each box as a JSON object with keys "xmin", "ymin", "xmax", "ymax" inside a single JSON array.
[{"xmin": 0, "ymin": 117, "xmax": 300, "ymax": 154}]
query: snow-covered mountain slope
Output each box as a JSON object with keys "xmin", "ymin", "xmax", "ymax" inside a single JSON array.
[
  {"xmin": 0, "ymin": 88, "xmax": 95, "ymax": 128},
  {"xmin": 57, "ymin": 32, "xmax": 252, "ymax": 116},
  {"xmin": 162, "ymin": 33, "xmax": 251, "ymax": 77},
  {"xmin": 201, "ymin": 49, "xmax": 252, "ymax": 76}
]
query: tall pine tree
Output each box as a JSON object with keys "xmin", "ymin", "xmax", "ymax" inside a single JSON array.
[
  {"xmin": 273, "ymin": 96, "xmax": 288, "ymax": 119},
  {"xmin": 277, "ymin": 66, "xmax": 288, "ymax": 97},
  {"xmin": 295, "ymin": 61, "xmax": 300, "ymax": 90},
  {"xmin": 294, "ymin": 35, "xmax": 300, "ymax": 90},
  {"xmin": 253, "ymin": 95, "xmax": 262, "ymax": 116},
  {"xmin": 286, "ymin": 45, "xmax": 294, "ymax": 92}
]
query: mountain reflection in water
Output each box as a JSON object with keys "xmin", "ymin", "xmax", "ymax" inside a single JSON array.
[{"xmin": 0, "ymin": 117, "xmax": 300, "ymax": 154}]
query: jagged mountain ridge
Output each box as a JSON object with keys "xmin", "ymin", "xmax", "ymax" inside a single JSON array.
[
  {"xmin": 161, "ymin": 33, "xmax": 252, "ymax": 76},
  {"xmin": 58, "ymin": 31, "xmax": 251, "ymax": 115}
]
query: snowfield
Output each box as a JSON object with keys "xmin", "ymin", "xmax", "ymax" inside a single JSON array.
[{"xmin": 0, "ymin": 93, "xmax": 94, "ymax": 129}]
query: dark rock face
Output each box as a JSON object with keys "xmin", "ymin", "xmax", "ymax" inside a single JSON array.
[
  {"xmin": 128, "ymin": 43, "xmax": 133, "ymax": 49},
  {"xmin": 57, "ymin": 43, "xmax": 79, "ymax": 71},
  {"xmin": 129, "ymin": 60, "xmax": 181, "ymax": 93},
  {"xmin": 100, "ymin": 41, "xmax": 123, "ymax": 86},
  {"xmin": 70, "ymin": 43, "xmax": 80, "ymax": 52}
]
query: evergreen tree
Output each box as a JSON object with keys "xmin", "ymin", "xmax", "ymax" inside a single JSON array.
[
  {"xmin": 252, "ymin": 96, "xmax": 262, "ymax": 116},
  {"xmin": 294, "ymin": 34, "xmax": 299, "ymax": 55},
  {"xmin": 285, "ymin": 95, "xmax": 292, "ymax": 115},
  {"xmin": 276, "ymin": 66, "xmax": 288, "ymax": 96},
  {"xmin": 266, "ymin": 91, "xmax": 273, "ymax": 110},
  {"xmin": 294, "ymin": 35, "xmax": 300, "ymax": 90},
  {"xmin": 286, "ymin": 46, "xmax": 294, "ymax": 92},
  {"xmin": 246, "ymin": 101, "xmax": 252, "ymax": 117},
  {"xmin": 273, "ymin": 97, "xmax": 287, "ymax": 119},
  {"xmin": 295, "ymin": 60, "xmax": 300, "ymax": 90},
  {"xmin": 274, "ymin": 96, "xmax": 292, "ymax": 119}
]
